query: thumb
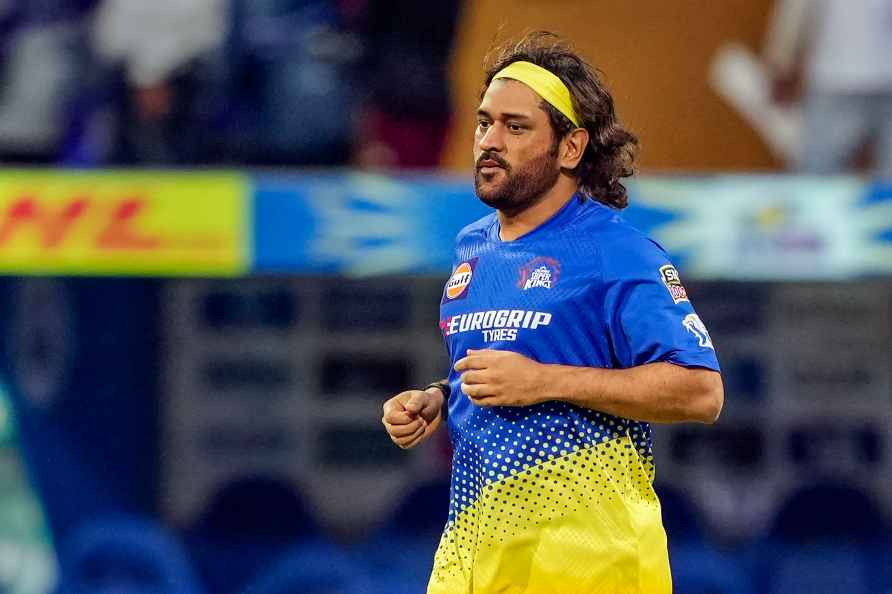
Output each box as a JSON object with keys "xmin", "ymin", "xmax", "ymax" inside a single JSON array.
[
  {"xmin": 420, "ymin": 390, "xmax": 443, "ymax": 421},
  {"xmin": 403, "ymin": 391, "xmax": 428, "ymax": 416}
]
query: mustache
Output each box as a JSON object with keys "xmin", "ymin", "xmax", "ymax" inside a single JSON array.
[{"xmin": 476, "ymin": 152, "xmax": 510, "ymax": 171}]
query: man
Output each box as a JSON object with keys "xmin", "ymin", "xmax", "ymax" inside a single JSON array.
[
  {"xmin": 765, "ymin": 0, "xmax": 892, "ymax": 176},
  {"xmin": 382, "ymin": 31, "xmax": 723, "ymax": 594},
  {"xmin": 0, "ymin": 0, "xmax": 94, "ymax": 162},
  {"xmin": 91, "ymin": 0, "xmax": 226, "ymax": 163}
]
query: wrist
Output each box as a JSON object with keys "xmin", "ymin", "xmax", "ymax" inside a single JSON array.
[
  {"xmin": 539, "ymin": 364, "xmax": 583, "ymax": 406},
  {"xmin": 424, "ymin": 381, "xmax": 449, "ymax": 398},
  {"xmin": 534, "ymin": 363, "xmax": 558, "ymax": 405},
  {"xmin": 423, "ymin": 381, "xmax": 449, "ymax": 420}
]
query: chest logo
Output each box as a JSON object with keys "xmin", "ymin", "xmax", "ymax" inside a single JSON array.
[
  {"xmin": 518, "ymin": 257, "xmax": 561, "ymax": 291},
  {"xmin": 443, "ymin": 258, "xmax": 478, "ymax": 302}
]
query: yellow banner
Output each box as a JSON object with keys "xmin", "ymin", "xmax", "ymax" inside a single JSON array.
[{"xmin": 0, "ymin": 170, "xmax": 249, "ymax": 276}]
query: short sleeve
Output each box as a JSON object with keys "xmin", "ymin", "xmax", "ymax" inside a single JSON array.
[{"xmin": 600, "ymin": 234, "xmax": 720, "ymax": 371}]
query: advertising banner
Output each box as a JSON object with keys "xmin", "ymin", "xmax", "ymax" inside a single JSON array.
[
  {"xmin": 0, "ymin": 169, "xmax": 890, "ymax": 279},
  {"xmin": 0, "ymin": 171, "xmax": 250, "ymax": 276}
]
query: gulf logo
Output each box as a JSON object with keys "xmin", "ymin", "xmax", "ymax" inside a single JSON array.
[{"xmin": 442, "ymin": 258, "xmax": 478, "ymax": 303}]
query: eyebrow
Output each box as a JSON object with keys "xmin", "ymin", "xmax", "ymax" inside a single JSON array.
[{"xmin": 476, "ymin": 109, "xmax": 534, "ymax": 121}]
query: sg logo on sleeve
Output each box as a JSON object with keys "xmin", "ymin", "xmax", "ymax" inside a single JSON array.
[{"xmin": 659, "ymin": 264, "xmax": 689, "ymax": 304}]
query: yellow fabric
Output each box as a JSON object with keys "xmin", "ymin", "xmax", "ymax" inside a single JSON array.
[
  {"xmin": 427, "ymin": 435, "xmax": 672, "ymax": 594},
  {"xmin": 492, "ymin": 61, "xmax": 582, "ymax": 127}
]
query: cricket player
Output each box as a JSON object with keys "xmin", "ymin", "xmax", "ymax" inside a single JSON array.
[{"xmin": 382, "ymin": 31, "xmax": 723, "ymax": 594}]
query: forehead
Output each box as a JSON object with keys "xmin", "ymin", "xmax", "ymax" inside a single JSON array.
[{"xmin": 478, "ymin": 78, "xmax": 549, "ymax": 121}]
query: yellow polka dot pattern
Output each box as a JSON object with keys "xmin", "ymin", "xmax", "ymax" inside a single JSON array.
[{"xmin": 427, "ymin": 435, "xmax": 672, "ymax": 594}]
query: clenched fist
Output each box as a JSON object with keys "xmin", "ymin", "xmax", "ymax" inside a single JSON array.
[{"xmin": 382, "ymin": 386, "xmax": 445, "ymax": 449}]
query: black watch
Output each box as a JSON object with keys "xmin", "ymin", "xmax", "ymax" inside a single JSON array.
[{"xmin": 424, "ymin": 381, "xmax": 450, "ymax": 400}]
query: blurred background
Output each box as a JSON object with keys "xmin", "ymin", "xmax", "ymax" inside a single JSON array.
[{"xmin": 0, "ymin": 1, "xmax": 891, "ymax": 593}]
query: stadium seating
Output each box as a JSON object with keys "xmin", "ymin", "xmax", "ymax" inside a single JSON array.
[
  {"xmin": 751, "ymin": 482, "xmax": 888, "ymax": 594},
  {"xmin": 355, "ymin": 479, "xmax": 450, "ymax": 594},
  {"xmin": 657, "ymin": 484, "xmax": 755, "ymax": 594},
  {"xmin": 766, "ymin": 544, "xmax": 869, "ymax": 594},
  {"xmin": 670, "ymin": 543, "xmax": 755, "ymax": 594},
  {"xmin": 872, "ymin": 543, "xmax": 892, "ymax": 591},
  {"xmin": 656, "ymin": 483, "xmax": 708, "ymax": 544},
  {"xmin": 185, "ymin": 475, "xmax": 324, "ymax": 594},
  {"xmin": 55, "ymin": 514, "xmax": 203, "ymax": 594},
  {"xmin": 238, "ymin": 543, "xmax": 372, "ymax": 594}
]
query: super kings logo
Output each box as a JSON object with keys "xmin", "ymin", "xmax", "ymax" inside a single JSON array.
[
  {"xmin": 440, "ymin": 309, "xmax": 552, "ymax": 342},
  {"xmin": 518, "ymin": 256, "xmax": 560, "ymax": 291},
  {"xmin": 0, "ymin": 197, "xmax": 161, "ymax": 250}
]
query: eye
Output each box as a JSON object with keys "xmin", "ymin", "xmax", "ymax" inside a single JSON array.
[
  {"xmin": 477, "ymin": 119, "xmax": 491, "ymax": 130},
  {"xmin": 507, "ymin": 123, "xmax": 524, "ymax": 133}
]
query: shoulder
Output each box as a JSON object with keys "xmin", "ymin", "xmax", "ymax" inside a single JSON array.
[
  {"xmin": 455, "ymin": 212, "xmax": 497, "ymax": 245},
  {"xmin": 593, "ymin": 212, "xmax": 672, "ymax": 279}
]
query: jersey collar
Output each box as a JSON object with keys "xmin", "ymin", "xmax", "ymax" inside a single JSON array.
[{"xmin": 488, "ymin": 193, "xmax": 589, "ymax": 243}]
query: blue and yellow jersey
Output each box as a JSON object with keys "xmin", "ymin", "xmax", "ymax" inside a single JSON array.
[{"xmin": 430, "ymin": 196, "xmax": 719, "ymax": 594}]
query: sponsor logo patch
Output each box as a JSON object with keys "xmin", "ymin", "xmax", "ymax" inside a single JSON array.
[
  {"xmin": 442, "ymin": 258, "xmax": 478, "ymax": 303},
  {"xmin": 518, "ymin": 256, "xmax": 561, "ymax": 291},
  {"xmin": 440, "ymin": 309, "xmax": 552, "ymax": 342},
  {"xmin": 659, "ymin": 264, "xmax": 689, "ymax": 304},
  {"xmin": 683, "ymin": 313, "xmax": 714, "ymax": 349}
]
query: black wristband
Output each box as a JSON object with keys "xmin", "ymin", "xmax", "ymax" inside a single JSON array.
[{"xmin": 424, "ymin": 381, "xmax": 450, "ymax": 400}]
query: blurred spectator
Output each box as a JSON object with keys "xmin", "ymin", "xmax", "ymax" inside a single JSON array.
[
  {"xmin": 89, "ymin": 0, "xmax": 229, "ymax": 164},
  {"xmin": 1, "ymin": 0, "xmax": 462, "ymax": 168},
  {"xmin": 765, "ymin": 0, "xmax": 892, "ymax": 177},
  {"xmin": 0, "ymin": 0, "xmax": 94, "ymax": 163},
  {"xmin": 221, "ymin": 0, "xmax": 357, "ymax": 166},
  {"xmin": 352, "ymin": 0, "xmax": 461, "ymax": 169},
  {"xmin": 0, "ymin": 1, "xmax": 18, "ymax": 54}
]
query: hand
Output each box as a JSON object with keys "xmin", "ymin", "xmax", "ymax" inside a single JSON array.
[
  {"xmin": 770, "ymin": 68, "xmax": 803, "ymax": 106},
  {"xmin": 454, "ymin": 349, "xmax": 548, "ymax": 407},
  {"xmin": 133, "ymin": 83, "xmax": 172, "ymax": 121},
  {"xmin": 382, "ymin": 388, "xmax": 444, "ymax": 449}
]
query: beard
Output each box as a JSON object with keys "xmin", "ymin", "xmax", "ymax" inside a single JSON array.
[{"xmin": 474, "ymin": 147, "xmax": 561, "ymax": 215}]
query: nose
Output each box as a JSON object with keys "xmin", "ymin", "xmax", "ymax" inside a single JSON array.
[{"xmin": 478, "ymin": 122, "xmax": 505, "ymax": 153}]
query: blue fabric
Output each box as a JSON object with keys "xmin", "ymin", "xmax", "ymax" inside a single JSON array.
[
  {"xmin": 439, "ymin": 196, "xmax": 720, "ymax": 522},
  {"xmin": 444, "ymin": 194, "xmax": 719, "ymax": 378}
]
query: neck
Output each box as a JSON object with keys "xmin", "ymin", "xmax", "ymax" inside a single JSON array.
[{"xmin": 498, "ymin": 176, "xmax": 579, "ymax": 241}]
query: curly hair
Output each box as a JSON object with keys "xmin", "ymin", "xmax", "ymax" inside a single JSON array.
[{"xmin": 482, "ymin": 31, "xmax": 638, "ymax": 209}]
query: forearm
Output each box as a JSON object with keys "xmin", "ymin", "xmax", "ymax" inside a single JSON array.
[
  {"xmin": 542, "ymin": 362, "xmax": 723, "ymax": 424},
  {"xmin": 763, "ymin": 0, "xmax": 812, "ymax": 71}
]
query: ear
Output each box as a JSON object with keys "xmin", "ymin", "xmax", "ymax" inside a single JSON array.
[{"xmin": 558, "ymin": 128, "xmax": 589, "ymax": 170}]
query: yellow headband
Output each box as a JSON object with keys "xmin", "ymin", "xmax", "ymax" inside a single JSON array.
[{"xmin": 492, "ymin": 61, "xmax": 581, "ymax": 127}]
